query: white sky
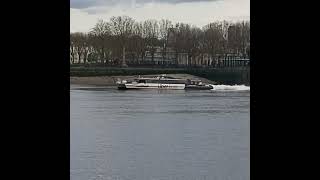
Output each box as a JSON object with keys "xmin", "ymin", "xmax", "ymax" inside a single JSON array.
[{"xmin": 70, "ymin": 0, "xmax": 250, "ymax": 32}]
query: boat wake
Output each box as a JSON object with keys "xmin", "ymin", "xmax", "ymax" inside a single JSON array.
[{"xmin": 210, "ymin": 84, "xmax": 250, "ymax": 91}]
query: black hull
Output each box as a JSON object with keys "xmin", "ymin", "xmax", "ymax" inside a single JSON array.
[
  {"xmin": 117, "ymin": 84, "xmax": 127, "ymax": 90},
  {"xmin": 185, "ymin": 85, "xmax": 213, "ymax": 90},
  {"xmin": 118, "ymin": 84, "xmax": 213, "ymax": 90}
]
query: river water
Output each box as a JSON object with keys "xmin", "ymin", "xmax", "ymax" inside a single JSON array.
[{"xmin": 70, "ymin": 85, "xmax": 250, "ymax": 180}]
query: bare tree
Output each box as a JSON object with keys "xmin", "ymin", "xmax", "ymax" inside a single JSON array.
[
  {"xmin": 82, "ymin": 34, "xmax": 89, "ymax": 64},
  {"xmin": 72, "ymin": 32, "xmax": 87, "ymax": 64},
  {"xmin": 143, "ymin": 19, "xmax": 160, "ymax": 64},
  {"xmin": 203, "ymin": 22, "xmax": 226, "ymax": 66},
  {"xmin": 189, "ymin": 26, "xmax": 204, "ymax": 66},
  {"xmin": 240, "ymin": 21, "xmax": 250, "ymax": 58},
  {"xmin": 70, "ymin": 16, "xmax": 250, "ymax": 67},
  {"xmin": 90, "ymin": 19, "xmax": 111, "ymax": 64},
  {"xmin": 109, "ymin": 16, "xmax": 135, "ymax": 67},
  {"xmin": 70, "ymin": 34, "xmax": 76, "ymax": 64},
  {"xmin": 127, "ymin": 22, "xmax": 147, "ymax": 65},
  {"xmin": 159, "ymin": 19, "xmax": 172, "ymax": 61},
  {"xmin": 171, "ymin": 23, "xmax": 200, "ymax": 66}
]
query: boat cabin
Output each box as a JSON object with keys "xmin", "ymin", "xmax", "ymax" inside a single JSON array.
[{"xmin": 186, "ymin": 79, "xmax": 203, "ymax": 85}]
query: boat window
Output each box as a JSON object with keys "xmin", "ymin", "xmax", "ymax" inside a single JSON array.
[
  {"xmin": 138, "ymin": 80, "xmax": 146, "ymax": 83},
  {"xmin": 159, "ymin": 80, "xmax": 169, "ymax": 84},
  {"xmin": 149, "ymin": 80, "xmax": 159, "ymax": 83},
  {"xmin": 158, "ymin": 80, "xmax": 185, "ymax": 84}
]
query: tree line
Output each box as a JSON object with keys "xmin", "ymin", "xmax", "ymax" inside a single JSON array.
[{"xmin": 70, "ymin": 16, "xmax": 250, "ymax": 66}]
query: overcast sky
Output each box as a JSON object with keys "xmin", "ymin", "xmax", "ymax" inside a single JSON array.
[{"xmin": 70, "ymin": 0, "xmax": 250, "ymax": 32}]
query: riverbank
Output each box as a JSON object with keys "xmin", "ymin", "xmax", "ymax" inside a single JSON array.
[
  {"xmin": 70, "ymin": 67, "xmax": 250, "ymax": 85},
  {"xmin": 70, "ymin": 74, "xmax": 216, "ymax": 86}
]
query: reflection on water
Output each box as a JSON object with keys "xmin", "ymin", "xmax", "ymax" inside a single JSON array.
[{"xmin": 70, "ymin": 85, "xmax": 250, "ymax": 180}]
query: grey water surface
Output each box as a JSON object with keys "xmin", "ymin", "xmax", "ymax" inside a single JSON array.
[{"xmin": 70, "ymin": 85, "xmax": 250, "ymax": 180}]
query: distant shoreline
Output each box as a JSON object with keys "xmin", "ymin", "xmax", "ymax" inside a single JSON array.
[
  {"xmin": 70, "ymin": 67, "xmax": 250, "ymax": 85},
  {"xmin": 70, "ymin": 74, "xmax": 216, "ymax": 86}
]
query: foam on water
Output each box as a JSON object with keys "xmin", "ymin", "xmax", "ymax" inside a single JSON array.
[{"xmin": 210, "ymin": 84, "xmax": 250, "ymax": 91}]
